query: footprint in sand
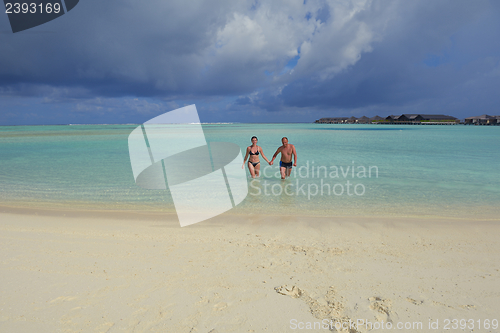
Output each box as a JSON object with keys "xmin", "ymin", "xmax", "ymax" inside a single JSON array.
[
  {"xmin": 406, "ymin": 297, "xmax": 423, "ymax": 306},
  {"xmin": 368, "ymin": 296, "xmax": 394, "ymax": 323},
  {"xmin": 274, "ymin": 285, "xmax": 302, "ymax": 298},
  {"xmin": 213, "ymin": 302, "xmax": 227, "ymax": 312},
  {"xmin": 275, "ymin": 285, "xmax": 360, "ymax": 333}
]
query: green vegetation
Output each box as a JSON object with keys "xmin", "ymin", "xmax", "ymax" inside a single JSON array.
[{"xmin": 421, "ymin": 120, "xmax": 456, "ymax": 122}]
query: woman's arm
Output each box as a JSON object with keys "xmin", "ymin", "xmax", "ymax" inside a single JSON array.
[
  {"xmin": 242, "ymin": 147, "xmax": 250, "ymax": 168},
  {"xmin": 259, "ymin": 146, "xmax": 270, "ymax": 163}
]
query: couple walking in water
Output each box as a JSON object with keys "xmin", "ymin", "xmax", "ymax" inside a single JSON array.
[{"xmin": 242, "ymin": 136, "xmax": 297, "ymax": 179}]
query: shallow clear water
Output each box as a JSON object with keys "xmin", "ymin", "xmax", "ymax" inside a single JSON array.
[{"xmin": 0, "ymin": 124, "xmax": 498, "ymax": 219}]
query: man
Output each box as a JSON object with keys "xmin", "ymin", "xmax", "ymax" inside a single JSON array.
[{"xmin": 270, "ymin": 137, "xmax": 297, "ymax": 179}]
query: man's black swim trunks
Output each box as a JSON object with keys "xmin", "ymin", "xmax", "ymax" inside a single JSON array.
[{"xmin": 280, "ymin": 161, "xmax": 293, "ymax": 169}]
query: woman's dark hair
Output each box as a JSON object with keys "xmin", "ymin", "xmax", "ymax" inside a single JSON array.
[{"xmin": 251, "ymin": 136, "xmax": 258, "ymax": 140}]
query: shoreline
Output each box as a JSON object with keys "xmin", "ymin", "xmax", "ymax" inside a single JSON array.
[{"xmin": 1, "ymin": 202, "xmax": 499, "ymax": 223}]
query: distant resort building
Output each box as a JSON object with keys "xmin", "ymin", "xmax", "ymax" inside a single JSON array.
[
  {"xmin": 464, "ymin": 114, "xmax": 499, "ymax": 125},
  {"xmin": 316, "ymin": 113, "xmax": 500, "ymax": 125},
  {"xmin": 347, "ymin": 116, "xmax": 357, "ymax": 124},
  {"xmin": 315, "ymin": 113, "xmax": 500, "ymax": 125},
  {"xmin": 315, "ymin": 115, "xmax": 384, "ymax": 124},
  {"xmin": 356, "ymin": 116, "xmax": 371, "ymax": 124},
  {"xmin": 385, "ymin": 114, "xmax": 459, "ymax": 124},
  {"xmin": 315, "ymin": 117, "xmax": 348, "ymax": 124},
  {"xmin": 315, "ymin": 114, "xmax": 460, "ymax": 125}
]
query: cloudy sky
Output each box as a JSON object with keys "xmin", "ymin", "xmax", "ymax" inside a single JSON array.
[{"xmin": 1, "ymin": 0, "xmax": 499, "ymax": 125}]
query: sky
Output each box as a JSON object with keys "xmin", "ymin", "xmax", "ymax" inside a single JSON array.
[{"xmin": 1, "ymin": 0, "xmax": 499, "ymax": 125}]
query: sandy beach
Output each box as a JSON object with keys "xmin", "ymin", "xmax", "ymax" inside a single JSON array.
[{"xmin": 1, "ymin": 210, "xmax": 498, "ymax": 332}]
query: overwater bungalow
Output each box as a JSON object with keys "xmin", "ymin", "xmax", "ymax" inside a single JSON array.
[
  {"xmin": 370, "ymin": 115, "xmax": 385, "ymax": 123},
  {"xmin": 346, "ymin": 116, "xmax": 358, "ymax": 124},
  {"xmin": 385, "ymin": 114, "xmax": 457, "ymax": 124},
  {"xmin": 464, "ymin": 115, "xmax": 498, "ymax": 125},
  {"xmin": 315, "ymin": 114, "xmax": 462, "ymax": 125},
  {"xmin": 356, "ymin": 116, "xmax": 371, "ymax": 124},
  {"xmin": 386, "ymin": 115, "xmax": 410, "ymax": 122},
  {"xmin": 414, "ymin": 114, "xmax": 458, "ymax": 122}
]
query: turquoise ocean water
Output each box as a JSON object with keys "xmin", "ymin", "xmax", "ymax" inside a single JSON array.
[{"xmin": 0, "ymin": 124, "xmax": 499, "ymax": 219}]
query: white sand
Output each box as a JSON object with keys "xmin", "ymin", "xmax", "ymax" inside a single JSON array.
[{"xmin": 0, "ymin": 212, "xmax": 499, "ymax": 332}]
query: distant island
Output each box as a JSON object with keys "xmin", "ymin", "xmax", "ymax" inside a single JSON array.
[{"xmin": 314, "ymin": 114, "xmax": 500, "ymax": 125}]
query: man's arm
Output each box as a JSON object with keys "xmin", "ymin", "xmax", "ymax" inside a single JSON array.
[
  {"xmin": 292, "ymin": 145, "xmax": 297, "ymax": 167},
  {"xmin": 269, "ymin": 147, "xmax": 281, "ymax": 165}
]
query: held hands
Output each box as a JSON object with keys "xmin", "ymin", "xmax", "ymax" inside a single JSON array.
[{"xmin": 269, "ymin": 160, "xmax": 273, "ymax": 165}]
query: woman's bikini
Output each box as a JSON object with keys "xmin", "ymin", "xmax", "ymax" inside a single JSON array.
[{"xmin": 248, "ymin": 147, "xmax": 260, "ymax": 167}]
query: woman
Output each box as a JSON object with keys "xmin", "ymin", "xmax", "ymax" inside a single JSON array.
[{"xmin": 242, "ymin": 136, "xmax": 270, "ymax": 178}]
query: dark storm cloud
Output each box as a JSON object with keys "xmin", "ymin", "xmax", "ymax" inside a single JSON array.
[
  {"xmin": 0, "ymin": 0, "xmax": 240, "ymax": 96},
  {"xmin": 0, "ymin": 0, "xmax": 314, "ymax": 98},
  {"xmin": 0, "ymin": 0, "xmax": 499, "ymax": 124}
]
